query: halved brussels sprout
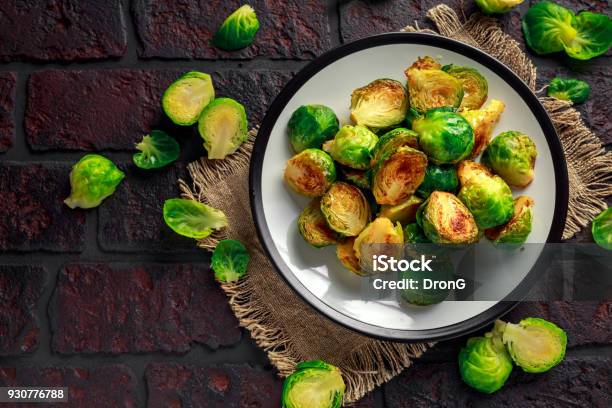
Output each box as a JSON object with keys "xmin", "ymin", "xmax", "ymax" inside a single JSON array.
[
  {"xmin": 213, "ymin": 5, "xmax": 260, "ymax": 51},
  {"xmin": 457, "ymin": 162, "xmax": 514, "ymax": 229},
  {"xmin": 350, "ymin": 78, "xmax": 408, "ymax": 131},
  {"xmin": 198, "ymin": 97, "xmax": 248, "ymax": 160},
  {"xmin": 64, "ymin": 154, "xmax": 125, "ymax": 209},
  {"xmin": 353, "ymin": 217, "xmax": 404, "ymax": 262},
  {"xmin": 298, "ymin": 199, "xmax": 339, "ymax": 248},
  {"xmin": 442, "ymin": 64, "xmax": 488, "ymax": 110},
  {"xmin": 403, "ymin": 223, "xmax": 431, "ymax": 244},
  {"xmin": 336, "ymin": 237, "xmax": 363, "ymax": 275},
  {"xmin": 405, "ymin": 57, "xmax": 464, "ymax": 112},
  {"xmin": 162, "ymin": 71, "xmax": 215, "ymax": 126},
  {"xmin": 460, "ymin": 99, "xmax": 505, "ymax": 158},
  {"xmin": 481, "ymin": 131, "xmax": 537, "ymax": 188},
  {"xmin": 486, "ymin": 195, "xmax": 534, "ymax": 245},
  {"xmin": 370, "ymin": 127, "xmax": 419, "ymax": 166},
  {"xmin": 323, "ymin": 125, "xmax": 378, "ymax": 170},
  {"xmin": 320, "ymin": 182, "xmax": 370, "ymax": 236},
  {"xmin": 400, "ymin": 256, "xmax": 454, "ymax": 306},
  {"xmin": 417, "ymin": 191, "xmax": 479, "ymax": 244},
  {"xmin": 547, "ymin": 77, "xmax": 590, "ymax": 104},
  {"xmin": 591, "ymin": 207, "xmax": 612, "ymax": 250},
  {"xmin": 457, "ymin": 160, "xmax": 490, "ymax": 186},
  {"xmin": 372, "ymin": 146, "xmax": 428, "ymax": 205},
  {"xmin": 475, "ymin": 0, "xmax": 524, "ymax": 14},
  {"xmin": 282, "ymin": 360, "xmax": 345, "ymax": 408},
  {"xmin": 499, "ymin": 318, "xmax": 567, "ymax": 373},
  {"xmin": 416, "ymin": 163, "xmax": 459, "ymax": 199},
  {"xmin": 378, "ymin": 195, "xmax": 423, "ymax": 225},
  {"xmin": 412, "ymin": 109, "xmax": 474, "ymax": 164},
  {"xmin": 288, "ymin": 105, "xmax": 340, "ymax": 153},
  {"xmin": 284, "ymin": 149, "xmax": 336, "ymax": 197},
  {"xmin": 339, "ymin": 166, "xmax": 371, "ymax": 190}
]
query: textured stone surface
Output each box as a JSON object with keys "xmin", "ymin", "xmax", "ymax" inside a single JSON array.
[
  {"xmin": 26, "ymin": 69, "xmax": 292, "ymax": 151},
  {"xmin": 0, "ymin": 73, "xmax": 16, "ymax": 152},
  {"xmin": 384, "ymin": 357, "xmax": 612, "ymax": 407},
  {"xmin": 146, "ymin": 363, "xmax": 281, "ymax": 408},
  {"xmin": 133, "ymin": 0, "xmax": 330, "ymax": 59},
  {"xmin": 50, "ymin": 263, "xmax": 241, "ymax": 354},
  {"xmin": 0, "ymin": 163, "xmax": 86, "ymax": 252},
  {"xmin": 0, "ymin": 266, "xmax": 45, "ymax": 356},
  {"xmin": 0, "ymin": 365, "xmax": 136, "ymax": 408},
  {"xmin": 0, "ymin": 0, "xmax": 126, "ymax": 61}
]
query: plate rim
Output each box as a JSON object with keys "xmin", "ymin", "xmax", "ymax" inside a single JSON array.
[{"xmin": 249, "ymin": 32, "xmax": 569, "ymax": 342}]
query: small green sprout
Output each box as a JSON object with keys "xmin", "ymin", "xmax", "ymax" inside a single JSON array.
[
  {"xmin": 64, "ymin": 154, "xmax": 125, "ymax": 209},
  {"xmin": 287, "ymin": 105, "xmax": 339, "ymax": 153},
  {"xmin": 281, "ymin": 360, "xmax": 345, "ymax": 408},
  {"xmin": 213, "ymin": 5, "xmax": 260, "ymax": 51}
]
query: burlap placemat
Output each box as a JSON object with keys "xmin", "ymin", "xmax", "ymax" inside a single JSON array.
[{"xmin": 178, "ymin": 5, "xmax": 612, "ymax": 403}]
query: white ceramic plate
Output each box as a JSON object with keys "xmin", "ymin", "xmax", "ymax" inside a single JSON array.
[{"xmin": 250, "ymin": 33, "xmax": 568, "ymax": 341}]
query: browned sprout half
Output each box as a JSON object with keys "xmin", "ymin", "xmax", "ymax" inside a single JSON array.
[
  {"xmin": 378, "ymin": 195, "xmax": 423, "ymax": 225},
  {"xmin": 298, "ymin": 198, "xmax": 339, "ymax": 248},
  {"xmin": 457, "ymin": 160, "xmax": 492, "ymax": 186},
  {"xmin": 350, "ymin": 79, "xmax": 408, "ymax": 131},
  {"xmin": 320, "ymin": 182, "xmax": 371, "ymax": 237},
  {"xmin": 336, "ymin": 237, "xmax": 363, "ymax": 275},
  {"xmin": 405, "ymin": 56, "xmax": 464, "ymax": 112},
  {"xmin": 442, "ymin": 64, "xmax": 489, "ymax": 110},
  {"xmin": 372, "ymin": 146, "xmax": 428, "ymax": 206},
  {"xmin": 460, "ymin": 99, "xmax": 505, "ymax": 157},
  {"xmin": 284, "ymin": 149, "xmax": 336, "ymax": 197},
  {"xmin": 418, "ymin": 191, "xmax": 479, "ymax": 244},
  {"xmin": 353, "ymin": 217, "xmax": 404, "ymax": 269},
  {"xmin": 486, "ymin": 195, "xmax": 534, "ymax": 245},
  {"xmin": 370, "ymin": 128, "xmax": 419, "ymax": 167}
]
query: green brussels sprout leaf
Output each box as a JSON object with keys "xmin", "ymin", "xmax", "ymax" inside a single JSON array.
[
  {"xmin": 213, "ymin": 5, "xmax": 260, "ymax": 51},
  {"xmin": 284, "ymin": 149, "xmax": 336, "ymax": 197},
  {"xmin": 475, "ymin": 0, "xmax": 524, "ymax": 14},
  {"xmin": 288, "ymin": 105, "xmax": 339, "ymax": 153},
  {"xmin": 133, "ymin": 130, "xmax": 180, "ymax": 169},
  {"xmin": 198, "ymin": 97, "xmax": 248, "ymax": 160},
  {"xmin": 591, "ymin": 207, "xmax": 612, "ymax": 250},
  {"xmin": 547, "ymin": 77, "xmax": 590, "ymax": 104},
  {"xmin": 162, "ymin": 71, "xmax": 215, "ymax": 126},
  {"xmin": 163, "ymin": 198, "xmax": 227, "ymax": 239},
  {"xmin": 211, "ymin": 239, "xmax": 250, "ymax": 283},
  {"xmin": 64, "ymin": 154, "xmax": 125, "ymax": 209},
  {"xmin": 282, "ymin": 360, "xmax": 345, "ymax": 408}
]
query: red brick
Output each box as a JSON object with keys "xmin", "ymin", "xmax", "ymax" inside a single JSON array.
[
  {"xmin": 0, "ymin": 163, "xmax": 86, "ymax": 252},
  {"xmin": 0, "ymin": 0, "xmax": 126, "ymax": 62},
  {"xmin": 26, "ymin": 69, "xmax": 292, "ymax": 151},
  {"xmin": 0, "ymin": 266, "xmax": 45, "ymax": 356},
  {"xmin": 0, "ymin": 365, "xmax": 136, "ymax": 408},
  {"xmin": 0, "ymin": 73, "xmax": 16, "ymax": 152},
  {"xmin": 50, "ymin": 263, "xmax": 241, "ymax": 354},
  {"xmin": 146, "ymin": 363, "xmax": 281, "ymax": 408},
  {"xmin": 133, "ymin": 0, "xmax": 330, "ymax": 59}
]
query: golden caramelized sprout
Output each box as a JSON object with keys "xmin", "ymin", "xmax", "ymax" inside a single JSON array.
[
  {"xmin": 457, "ymin": 160, "xmax": 492, "ymax": 186},
  {"xmin": 417, "ymin": 191, "xmax": 479, "ymax": 244},
  {"xmin": 353, "ymin": 217, "xmax": 404, "ymax": 262},
  {"xmin": 460, "ymin": 99, "xmax": 505, "ymax": 158},
  {"xmin": 378, "ymin": 195, "xmax": 423, "ymax": 225},
  {"xmin": 370, "ymin": 128, "xmax": 419, "ymax": 167},
  {"xmin": 350, "ymin": 79, "xmax": 408, "ymax": 131},
  {"xmin": 320, "ymin": 182, "xmax": 371, "ymax": 236},
  {"xmin": 482, "ymin": 131, "xmax": 537, "ymax": 188},
  {"xmin": 298, "ymin": 198, "xmax": 339, "ymax": 248},
  {"xmin": 372, "ymin": 146, "xmax": 428, "ymax": 206},
  {"xmin": 442, "ymin": 65, "xmax": 489, "ymax": 110},
  {"xmin": 284, "ymin": 149, "xmax": 336, "ymax": 197},
  {"xmin": 336, "ymin": 237, "xmax": 363, "ymax": 275},
  {"xmin": 405, "ymin": 57, "xmax": 464, "ymax": 112}
]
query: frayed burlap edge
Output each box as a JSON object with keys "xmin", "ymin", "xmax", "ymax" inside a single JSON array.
[{"xmin": 403, "ymin": 4, "xmax": 612, "ymax": 239}]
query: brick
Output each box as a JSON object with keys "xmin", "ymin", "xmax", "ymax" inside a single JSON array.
[
  {"xmin": 0, "ymin": 266, "xmax": 45, "ymax": 356},
  {"xmin": 0, "ymin": 365, "xmax": 136, "ymax": 408},
  {"xmin": 384, "ymin": 357, "xmax": 611, "ymax": 407},
  {"xmin": 0, "ymin": 0, "xmax": 126, "ymax": 62},
  {"xmin": 0, "ymin": 73, "xmax": 16, "ymax": 152},
  {"xmin": 26, "ymin": 69, "xmax": 292, "ymax": 151},
  {"xmin": 133, "ymin": 0, "xmax": 330, "ymax": 59},
  {"xmin": 50, "ymin": 263, "xmax": 241, "ymax": 354},
  {"xmin": 0, "ymin": 163, "xmax": 86, "ymax": 252},
  {"xmin": 146, "ymin": 363, "xmax": 281, "ymax": 408}
]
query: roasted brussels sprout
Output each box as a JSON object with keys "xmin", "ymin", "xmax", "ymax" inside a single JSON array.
[
  {"xmin": 323, "ymin": 125, "xmax": 378, "ymax": 170},
  {"xmin": 133, "ymin": 130, "xmax": 180, "ymax": 169},
  {"xmin": 211, "ymin": 239, "xmax": 250, "ymax": 283},
  {"xmin": 459, "ymin": 327, "xmax": 513, "ymax": 394},
  {"xmin": 350, "ymin": 79, "xmax": 408, "ymax": 131},
  {"xmin": 486, "ymin": 195, "xmax": 534, "ymax": 245},
  {"xmin": 370, "ymin": 128, "xmax": 419, "ymax": 166},
  {"xmin": 457, "ymin": 161, "xmax": 514, "ymax": 229},
  {"xmin": 353, "ymin": 217, "xmax": 404, "ymax": 262},
  {"xmin": 500, "ymin": 318, "xmax": 567, "ymax": 373},
  {"xmin": 591, "ymin": 207, "xmax": 612, "ymax": 250},
  {"xmin": 213, "ymin": 5, "xmax": 260, "ymax": 51},
  {"xmin": 162, "ymin": 71, "xmax": 215, "ymax": 126},
  {"xmin": 475, "ymin": 0, "xmax": 524, "ymax": 14},
  {"xmin": 336, "ymin": 237, "xmax": 363, "ymax": 275},
  {"xmin": 372, "ymin": 146, "xmax": 428, "ymax": 205},
  {"xmin": 442, "ymin": 65, "xmax": 488, "ymax": 110},
  {"xmin": 378, "ymin": 195, "xmax": 423, "ymax": 225},
  {"xmin": 482, "ymin": 131, "xmax": 537, "ymax": 188},
  {"xmin": 416, "ymin": 163, "xmax": 459, "ymax": 199},
  {"xmin": 547, "ymin": 77, "xmax": 590, "ymax": 104},
  {"xmin": 284, "ymin": 149, "xmax": 336, "ymax": 197},
  {"xmin": 163, "ymin": 198, "xmax": 228, "ymax": 239},
  {"xmin": 457, "ymin": 160, "xmax": 490, "ymax": 186},
  {"xmin": 522, "ymin": 2, "xmax": 612, "ymax": 60},
  {"xmin": 412, "ymin": 109, "xmax": 474, "ymax": 164},
  {"xmin": 460, "ymin": 99, "xmax": 505, "ymax": 158},
  {"xmin": 339, "ymin": 166, "xmax": 371, "ymax": 190},
  {"xmin": 400, "ymin": 256, "xmax": 454, "ymax": 306},
  {"xmin": 64, "ymin": 154, "xmax": 125, "ymax": 209},
  {"xmin": 298, "ymin": 199, "xmax": 339, "ymax": 248},
  {"xmin": 288, "ymin": 105, "xmax": 340, "ymax": 153},
  {"xmin": 417, "ymin": 191, "xmax": 479, "ymax": 244},
  {"xmin": 403, "ymin": 223, "xmax": 431, "ymax": 244},
  {"xmin": 282, "ymin": 360, "xmax": 345, "ymax": 408},
  {"xmin": 320, "ymin": 182, "xmax": 370, "ymax": 236},
  {"xmin": 405, "ymin": 57, "xmax": 464, "ymax": 112},
  {"xmin": 198, "ymin": 97, "xmax": 248, "ymax": 159}
]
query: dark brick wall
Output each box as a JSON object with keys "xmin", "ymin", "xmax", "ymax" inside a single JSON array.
[{"xmin": 0, "ymin": 1, "xmax": 609, "ymax": 407}]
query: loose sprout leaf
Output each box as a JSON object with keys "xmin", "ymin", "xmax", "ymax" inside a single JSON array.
[
  {"xmin": 592, "ymin": 207, "xmax": 612, "ymax": 250},
  {"xmin": 163, "ymin": 198, "xmax": 227, "ymax": 239},
  {"xmin": 474, "ymin": 0, "xmax": 524, "ymax": 14},
  {"xmin": 213, "ymin": 5, "xmax": 260, "ymax": 51},
  {"xmin": 211, "ymin": 239, "xmax": 250, "ymax": 283},
  {"xmin": 547, "ymin": 77, "xmax": 590, "ymax": 104},
  {"xmin": 567, "ymin": 12, "xmax": 612, "ymax": 60},
  {"xmin": 281, "ymin": 360, "xmax": 345, "ymax": 408},
  {"xmin": 64, "ymin": 154, "xmax": 125, "ymax": 209},
  {"xmin": 133, "ymin": 130, "xmax": 180, "ymax": 169},
  {"xmin": 198, "ymin": 97, "xmax": 248, "ymax": 160},
  {"xmin": 162, "ymin": 71, "xmax": 215, "ymax": 126}
]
